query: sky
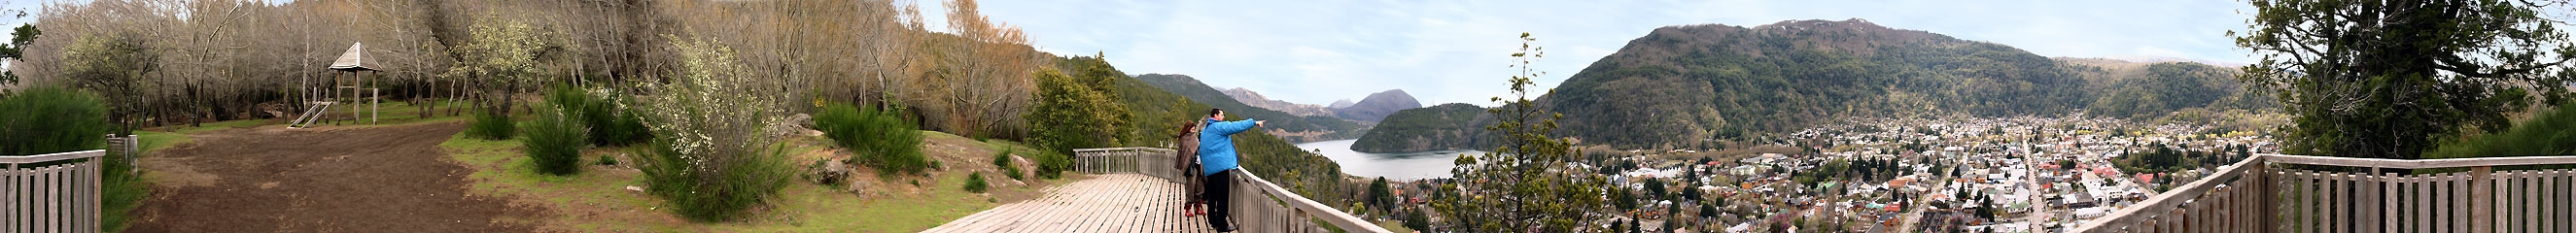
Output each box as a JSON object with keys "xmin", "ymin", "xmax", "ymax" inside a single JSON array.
[
  {"xmin": 0, "ymin": 0, "xmax": 2260, "ymax": 105},
  {"xmin": 944, "ymin": 0, "xmax": 2258, "ymax": 107}
]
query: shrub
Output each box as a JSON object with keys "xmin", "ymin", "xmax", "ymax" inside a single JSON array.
[
  {"xmin": 522, "ymin": 104, "xmax": 588, "ymax": 176},
  {"xmin": 630, "ymin": 37, "xmax": 794, "ymax": 221},
  {"xmin": 596, "ymin": 154, "xmax": 617, "ymax": 166},
  {"xmin": 964, "ymin": 172, "xmax": 990, "ymax": 193},
  {"xmin": 1030, "ymin": 150, "xmax": 1073, "ymax": 179},
  {"xmin": 0, "ymin": 87, "xmax": 142, "ymax": 231},
  {"xmin": 994, "ymin": 149, "xmax": 1025, "ymax": 181},
  {"xmin": 2428, "ymin": 106, "xmax": 2576, "ymax": 163},
  {"xmin": 546, "ymin": 85, "xmax": 651, "ymax": 147},
  {"xmin": 463, "ymin": 109, "xmax": 515, "ymax": 140},
  {"xmin": 992, "ymin": 149, "xmax": 1014, "ymax": 167},
  {"xmin": 635, "ymin": 142, "xmax": 791, "ymax": 221},
  {"xmin": 0, "ymin": 86, "xmax": 110, "ymax": 154},
  {"xmin": 816, "ymin": 103, "xmax": 929, "ymax": 175}
]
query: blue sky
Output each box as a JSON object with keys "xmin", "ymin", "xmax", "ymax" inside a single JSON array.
[{"xmin": 952, "ymin": 0, "xmax": 2257, "ymax": 106}]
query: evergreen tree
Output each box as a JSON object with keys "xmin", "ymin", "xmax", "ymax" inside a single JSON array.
[
  {"xmin": 0, "ymin": 24, "xmax": 35, "ymax": 92},
  {"xmin": 1027, "ymin": 69, "xmax": 1124, "ymax": 152},
  {"xmin": 1403, "ymin": 208, "xmax": 1431, "ymax": 231},
  {"xmin": 1645, "ymin": 178, "xmax": 1667, "ymax": 199},
  {"xmin": 1432, "ymin": 32, "xmax": 1609, "ymax": 232},
  {"xmin": 1699, "ymin": 203, "xmax": 1718, "ymax": 217},
  {"xmin": 1616, "ymin": 187, "xmax": 1639, "ymax": 211},
  {"xmin": 2236, "ymin": 0, "xmax": 2576, "ymax": 159},
  {"xmin": 1368, "ymin": 177, "xmax": 1394, "ymax": 214}
]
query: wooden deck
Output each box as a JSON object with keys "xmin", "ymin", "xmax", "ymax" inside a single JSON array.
[{"xmin": 926, "ymin": 174, "xmax": 1220, "ymax": 233}]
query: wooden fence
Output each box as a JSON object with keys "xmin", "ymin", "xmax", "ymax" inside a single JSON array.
[
  {"xmin": 1, "ymin": 150, "xmax": 106, "ymax": 233},
  {"xmin": 2074, "ymin": 153, "xmax": 2576, "ymax": 233},
  {"xmin": 1074, "ymin": 148, "xmax": 1392, "ymax": 233}
]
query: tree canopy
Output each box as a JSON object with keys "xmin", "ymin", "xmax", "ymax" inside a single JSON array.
[{"xmin": 2235, "ymin": 0, "xmax": 2576, "ymax": 158}]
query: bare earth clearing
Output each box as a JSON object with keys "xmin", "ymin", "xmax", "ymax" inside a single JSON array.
[
  {"xmin": 114, "ymin": 116, "xmax": 1068, "ymax": 232},
  {"xmin": 125, "ymin": 122, "xmax": 542, "ymax": 232}
]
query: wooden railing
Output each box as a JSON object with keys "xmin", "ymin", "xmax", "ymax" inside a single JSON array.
[
  {"xmin": 1, "ymin": 150, "xmax": 106, "ymax": 233},
  {"xmin": 2074, "ymin": 153, "xmax": 2576, "ymax": 233},
  {"xmin": 1073, "ymin": 148, "xmax": 1393, "ymax": 233},
  {"xmin": 1073, "ymin": 148, "xmax": 1186, "ymax": 183}
]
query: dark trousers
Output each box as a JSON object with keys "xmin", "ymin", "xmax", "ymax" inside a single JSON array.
[{"xmin": 1201, "ymin": 169, "xmax": 1236, "ymax": 230}]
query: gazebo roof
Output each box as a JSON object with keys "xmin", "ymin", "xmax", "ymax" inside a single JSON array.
[{"xmin": 328, "ymin": 43, "xmax": 374, "ymax": 71}]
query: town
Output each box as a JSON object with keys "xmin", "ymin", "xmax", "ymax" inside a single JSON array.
[{"xmin": 1372, "ymin": 114, "xmax": 2275, "ymax": 233}]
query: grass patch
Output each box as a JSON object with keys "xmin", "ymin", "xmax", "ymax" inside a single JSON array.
[
  {"xmin": 131, "ymin": 131, "xmax": 191, "ymax": 154},
  {"xmin": 165, "ymin": 118, "xmax": 272, "ymax": 134},
  {"xmin": 462, "ymin": 109, "xmax": 516, "ymax": 140},
  {"xmin": 1376, "ymin": 219, "xmax": 1417, "ymax": 233},
  {"xmin": 444, "ymin": 127, "xmax": 1047, "ymax": 232}
]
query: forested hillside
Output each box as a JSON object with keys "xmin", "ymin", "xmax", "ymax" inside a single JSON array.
[
  {"xmin": 1348, "ymin": 103, "xmax": 1489, "ymax": 152},
  {"xmin": 1130, "ymin": 73, "xmax": 1368, "ymax": 142},
  {"xmin": 1539, "ymin": 19, "xmax": 2089, "ymax": 149},
  {"xmin": 1353, "ymin": 19, "xmax": 2286, "ymax": 151},
  {"xmin": 2063, "ymin": 58, "xmax": 2277, "ymax": 119}
]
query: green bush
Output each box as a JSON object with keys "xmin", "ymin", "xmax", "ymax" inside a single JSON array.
[
  {"xmin": 0, "ymin": 86, "xmax": 110, "ymax": 154},
  {"xmin": 0, "ymin": 87, "xmax": 143, "ymax": 231},
  {"xmin": 1031, "ymin": 150, "xmax": 1073, "ymax": 179},
  {"xmin": 596, "ymin": 154, "xmax": 617, "ymax": 166},
  {"xmin": 2429, "ymin": 106, "xmax": 2576, "ymax": 161},
  {"xmin": 545, "ymin": 85, "xmax": 651, "ymax": 147},
  {"xmin": 463, "ymin": 109, "xmax": 515, "ymax": 140},
  {"xmin": 635, "ymin": 141, "xmax": 792, "ymax": 221},
  {"xmin": 632, "ymin": 37, "xmax": 794, "ymax": 221},
  {"xmin": 964, "ymin": 172, "xmax": 990, "ymax": 193},
  {"xmin": 994, "ymin": 149, "xmax": 1024, "ymax": 181},
  {"xmin": 521, "ymin": 104, "xmax": 588, "ymax": 176},
  {"xmin": 992, "ymin": 149, "xmax": 1014, "ymax": 167},
  {"xmin": 816, "ymin": 104, "xmax": 930, "ymax": 175}
]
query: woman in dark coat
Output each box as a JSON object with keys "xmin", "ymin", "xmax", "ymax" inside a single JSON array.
[{"xmin": 1174, "ymin": 120, "xmax": 1204, "ymax": 216}]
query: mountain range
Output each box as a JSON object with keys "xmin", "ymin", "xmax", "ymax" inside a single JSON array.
[
  {"xmin": 1350, "ymin": 18, "xmax": 2271, "ymax": 151},
  {"xmin": 1130, "ymin": 74, "xmax": 1370, "ymax": 143},
  {"xmin": 1220, "ymin": 87, "xmax": 1424, "ymax": 124},
  {"xmin": 1223, "ymin": 87, "xmax": 1340, "ymax": 117}
]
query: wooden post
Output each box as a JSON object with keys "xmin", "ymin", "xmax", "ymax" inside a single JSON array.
[
  {"xmin": 2383, "ymin": 169, "xmax": 2398, "ymax": 233},
  {"xmin": 2471, "ymin": 166, "xmax": 2491, "ymax": 233},
  {"xmin": 2253, "ymin": 163, "xmax": 2272, "ymax": 233}
]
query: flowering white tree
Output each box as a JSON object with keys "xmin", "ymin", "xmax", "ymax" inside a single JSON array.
[{"xmin": 633, "ymin": 35, "xmax": 792, "ymax": 221}]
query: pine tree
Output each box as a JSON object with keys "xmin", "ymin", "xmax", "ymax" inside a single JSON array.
[
  {"xmin": 1431, "ymin": 32, "xmax": 1608, "ymax": 232},
  {"xmin": 1368, "ymin": 177, "xmax": 1394, "ymax": 214},
  {"xmin": 2236, "ymin": 0, "xmax": 2576, "ymax": 159}
]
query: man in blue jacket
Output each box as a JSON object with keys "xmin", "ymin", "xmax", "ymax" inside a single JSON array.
[{"xmin": 1198, "ymin": 108, "xmax": 1261, "ymax": 232}]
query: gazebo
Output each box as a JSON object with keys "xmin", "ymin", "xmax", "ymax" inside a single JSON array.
[{"xmin": 293, "ymin": 43, "xmax": 380, "ymax": 128}]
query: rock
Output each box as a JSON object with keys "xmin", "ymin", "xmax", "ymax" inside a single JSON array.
[
  {"xmin": 772, "ymin": 114, "xmax": 814, "ymax": 136},
  {"xmin": 818, "ymin": 161, "xmax": 851, "ymax": 184},
  {"xmin": 845, "ymin": 179, "xmax": 872, "ymax": 194},
  {"xmin": 624, "ymin": 185, "xmax": 644, "ymax": 192}
]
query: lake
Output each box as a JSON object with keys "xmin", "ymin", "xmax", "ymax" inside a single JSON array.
[{"xmin": 1294, "ymin": 139, "xmax": 1481, "ymax": 181}]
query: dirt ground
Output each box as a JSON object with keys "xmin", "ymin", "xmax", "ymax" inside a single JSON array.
[{"xmin": 125, "ymin": 122, "xmax": 542, "ymax": 232}]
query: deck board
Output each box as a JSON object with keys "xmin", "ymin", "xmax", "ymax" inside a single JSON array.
[{"xmin": 930, "ymin": 174, "xmax": 1216, "ymax": 233}]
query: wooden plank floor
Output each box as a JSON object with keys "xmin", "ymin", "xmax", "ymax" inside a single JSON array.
[{"xmin": 927, "ymin": 174, "xmax": 1219, "ymax": 233}]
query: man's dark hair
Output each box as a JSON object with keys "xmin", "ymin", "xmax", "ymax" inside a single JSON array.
[{"xmin": 1209, "ymin": 108, "xmax": 1224, "ymax": 117}]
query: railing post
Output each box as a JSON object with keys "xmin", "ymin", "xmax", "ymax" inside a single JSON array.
[
  {"xmin": 2471, "ymin": 166, "xmax": 2492, "ymax": 233},
  {"xmin": 2253, "ymin": 160, "xmax": 2274, "ymax": 233}
]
